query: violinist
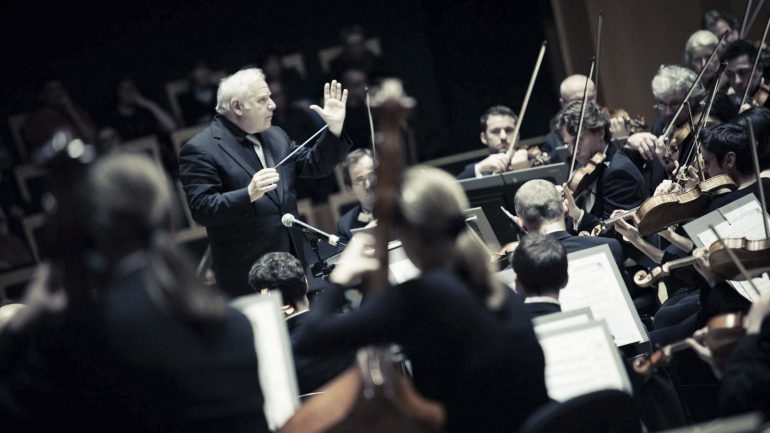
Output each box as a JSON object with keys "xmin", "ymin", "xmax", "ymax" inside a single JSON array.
[
  {"xmin": 541, "ymin": 74, "xmax": 597, "ymax": 158},
  {"xmin": 702, "ymin": 9, "xmax": 740, "ymax": 45},
  {"xmin": 456, "ymin": 105, "xmax": 529, "ymax": 179},
  {"xmin": 625, "ymin": 65, "xmax": 705, "ymax": 196},
  {"xmin": 722, "ymin": 40, "xmax": 769, "ymax": 109},
  {"xmin": 512, "ymin": 234, "xmax": 568, "ymax": 320},
  {"xmin": 683, "ymin": 30, "xmax": 728, "ymax": 92},
  {"xmin": 556, "ymin": 100, "xmax": 646, "ymax": 236}
]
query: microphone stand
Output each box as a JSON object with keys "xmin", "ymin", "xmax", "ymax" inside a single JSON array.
[{"xmin": 296, "ymin": 227, "xmax": 335, "ymax": 280}]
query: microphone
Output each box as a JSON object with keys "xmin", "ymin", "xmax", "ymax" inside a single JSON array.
[{"xmin": 281, "ymin": 213, "xmax": 344, "ymax": 247}]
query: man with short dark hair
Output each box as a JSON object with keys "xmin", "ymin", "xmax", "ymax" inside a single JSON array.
[
  {"xmin": 336, "ymin": 149, "xmax": 376, "ymax": 245},
  {"xmin": 721, "ymin": 39, "xmax": 768, "ymax": 109},
  {"xmin": 512, "ymin": 234, "xmax": 568, "ymax": 319},
  {"xmin": 248, "ymin": 252, "xmax": 354, "ymax": 395},
  {"xmin": 457, "ymin": 105, "xmax": 529, "ymax": 179}
]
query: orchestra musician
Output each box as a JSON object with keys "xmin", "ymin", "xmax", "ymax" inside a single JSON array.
[
  {"xmin": 722, "ymin": 39, "xmax": 769, "ymax": 110},
  {"xmin": 336, "ymin": 148, "xmax": 376, "ymax": 245},
  {"xmin": 556, "ymin": 100, "xmax": 646, "ymax": 235},
  {"xmin": 456, "ymin": 105, "xmax": 529, "ymax": 179},
  {"xmin": 179, "ymin": 68, "xmax": 352, "ymax": 297},
  {"xmin": 294, "ymin": 166, "xmax": 549, "ymax": 433},
  {"xmin": 512, "ymin": 233, "xmax": 568, "ymax": 319}
]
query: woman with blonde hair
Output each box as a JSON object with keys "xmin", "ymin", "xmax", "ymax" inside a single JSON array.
[{"xmin": 294, "ymin": 166, "xmax": 548, "ymax": 433}]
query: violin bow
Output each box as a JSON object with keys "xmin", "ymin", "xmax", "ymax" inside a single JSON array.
[
  {"xmin": 661, "ymin": 31, "xmax": 728, "ymax": 140},
  {"xmin": 740, "ymin": 12, "xmax": 770, "ymax": 108},
  {"xmin": 740, "ymin": 0, "xmax": 756, "ymax": 39},
  {"xmin": 674, "ymin": 62, "xmax": 727, "ymax": 181},
  {"xmin": 594, "ymin": 10, "xmax": 603, "ymax": 104},
  {"xmin": 745, "ymin": 0, "xmax": 767, "ymax": 39},
  {"xmin": 707, "ymin": 225, "xmax": 761, "ymax": 297},
  {"xmin": 365, "ymin": 86, "xmax": 376, "ymax": 160},
  {"xmin": 504, "ymin": 40, "xmax": 547, "ymax": 164},
  {"xmin": 568, "ymin": 57, "xmax": 596, "ymax": 180},
  {"xmin": 747, "ymin": 119, "xmax": 770, "ymax": 238}
]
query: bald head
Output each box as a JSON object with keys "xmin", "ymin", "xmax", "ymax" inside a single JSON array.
[{"xmin": 559, "ymin": 75, "xmax": 596, "ymax": 107}]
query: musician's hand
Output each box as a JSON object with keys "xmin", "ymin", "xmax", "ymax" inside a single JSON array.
[
  {"xmin": 476, "ymin": 153, "xmax": 510, "ymax": 175},
  {"xmin": 740, "ymin": 102, "xmax": 752, "ymax": 114},
  {"xmin": 508, "ymin": 148, "xmax": 531, "ymax": 170},
  {"xmin": 329, "ymin": 233, "xmax": 379, "ymax": 286},
  {"xmin": 248, "ymin": 168, "xmax": 279, "ymax": 202},
  {"xmin": 614, "ymin": 213, "xmax": 640, "ymax": 243},
  {"xmin": 653, "ymin": 179, "xmax": 683, "ymax": 197},
  {"xmin": 609, "ymin": 116, "xmax": 630, "ymax": 140},
  {"xmin": 310, "ymin": 80, "xmax": 348, "ymax": 137},
  {"xmin": 693, "ymin": 247, "xmax": 720, "ymax": 287},
  {"xmin": 626, "ymin": 132, "xmax": 657, "ymax": 161},
  {"xmin": 561, "ymin": 183, "xmax": 582, "ymax": 221}
]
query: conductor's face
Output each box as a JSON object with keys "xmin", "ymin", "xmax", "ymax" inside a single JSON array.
[{"xmin": 238, "ymin": 79, "xmax": 276, "ymax": 134}]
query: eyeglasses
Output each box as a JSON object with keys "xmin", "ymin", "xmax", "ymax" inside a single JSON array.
[
  {"xmin": 352, "ymin": 172, "xmax": 376, "ymax": 187},
  {"xmin": 653, "ymin": 100, "xmax": 683, "ymax": 111}
]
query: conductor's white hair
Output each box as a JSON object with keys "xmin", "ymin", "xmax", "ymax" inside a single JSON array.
[
  {"xmin": 651, "ymin": 64, "xmax": 701, "ymax": 99},
  {"xmin": 215, "ymin": 68, "xmax": 266, "ymax": 115}
]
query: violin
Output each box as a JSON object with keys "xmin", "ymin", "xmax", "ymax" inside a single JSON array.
[
  {"xmin": 633, "ymin": 236, "xmax": 770, "ymax": 288},
  {"xmin": 607, "ymin": 108, "xmax": 648, "ymax": 137},
  {"xmin": 632, "ymin": 312, "xmax": 746, "ymax": 377},
  {"xmin": 566, "ymin": 152, "xmax": 605, "ymax": 197},
  {"xmin": 749, "ymin": 81, "xmax": 770, "ymax": 108},
  {"xmin": 491, "ymin": 241, "xmax": 518, "ymax": 271}
]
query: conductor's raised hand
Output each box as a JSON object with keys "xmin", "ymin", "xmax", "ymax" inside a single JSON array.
[
  {"xmin": 309, "ymin": 80, "xmax": 348, "ymax": 137},
  {"xmin": 248, "ymin": 168, "xmax": 279, "ymax": 202}
]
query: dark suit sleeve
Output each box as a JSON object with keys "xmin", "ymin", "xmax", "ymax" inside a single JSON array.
[
  {"xmin": 457, "ymin": 162, "xmax": 477, "ymax": 180},
  {"xmin": 179, "ymin": 141, "xmax": 254, "ymax": 227},
  {"xmin": 719, "ymin": 317, "xmax": 770, "ymax": 418},
  {"xmin": 577, "ymin": 162, "xmax": 644, "ymax": 233},
  {"xmin": 291, "ymin": 128, "xmax": 352, "ymax": 179}
]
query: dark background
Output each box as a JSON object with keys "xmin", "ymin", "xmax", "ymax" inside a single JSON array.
[{"xmin": 1, "ymin": 0, "xmax": 561, "ymax": 162}]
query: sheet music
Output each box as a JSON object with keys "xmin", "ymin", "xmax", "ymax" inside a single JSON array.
[
  {"xmin": 537, "ymin": 320, "xmax": 631, "ymax": 402},
  {"xmin": 695, "ymin": 199, "xmax": 770, "ymax": 302},
  {"xmin": 533, "ymin": 307, "xmax": 594, "ymax": 335},
  {"xmin": 560, "ymin": 248, "xmax": 645, "ymax": 346},
  {"xmin": 389, "ymin": 258, "xmax": 420, "ymax": 283},
  {"xmin": 231, "ymin": 294, "xmax": 299, "ymax": 430}
]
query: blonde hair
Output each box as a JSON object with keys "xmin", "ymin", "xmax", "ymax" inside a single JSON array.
[
  {"xmin": 215, "ymin": 68, "xmax": 266, "ymax": 115},
  {"xmin": 399, "ymin": 166, "xmax": 505, "ymax": 309}
]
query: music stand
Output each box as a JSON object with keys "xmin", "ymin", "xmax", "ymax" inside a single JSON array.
[{"xmin": 459, "ymin": 173, "xmax": 512, "ymax": 243}]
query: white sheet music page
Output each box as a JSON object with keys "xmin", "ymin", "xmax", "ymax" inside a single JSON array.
[
  {"xmin": 560, "ymin": 250, "xmax": 644, "ymax": 346},
  {"xmin": 696, "ymin": 199, "xmax": 770, "ymax": 302},
  {"xmin": 537, "ymin": 321, "xmax": 631, "ymax": 402}
]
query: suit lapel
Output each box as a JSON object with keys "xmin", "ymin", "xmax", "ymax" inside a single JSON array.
[
  {"xmin": 212, "ymin": 119, "xmax": 281, "ymax": 208},
  {"xmin": 257, "ymin": 131, "xmax": 284, "ymax": 204}
]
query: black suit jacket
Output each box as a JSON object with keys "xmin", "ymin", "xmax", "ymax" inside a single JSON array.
[
  {"xmin": 179, "ymin": 115, "xmax": 350, "ymax": 296},
  {"xmin": 456, "ymin": 161, "xmax": 477, "ymax": 180},
  {"xmin": 524, "ymin": 302, "xmax": 562, "ymax": 319},
  {"xmin": 335, "ymin": 203, "xmax": 367, "ymax": 245},
  {"xmin": 576, "ymin": 144, "xmax": 647, "ymax": 234},
  {"xmin": 547, "ymin": 230, "xmax": 624, "ymax": 264}
]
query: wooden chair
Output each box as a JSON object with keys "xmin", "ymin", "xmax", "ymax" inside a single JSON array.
[
  {"xmin": 13, "ymin": 164, "xmax": 48, "ymax": 204},
  {"xmin": 170, "ymin": 125, "xmax": 206, "ymax": 156},
  {"xmin": 327, "ymin": 191, "xmax": 359, "ymax": 222},
  {"xmin": 317, "ymin": 38, "xmax": 382, "ymax": 74},
  {"xmin": 7, "ymin": 112, "xmax": 29, "ymax": 162},
  {"xmin": 122, "ymin": 135, "xmax": 162, "ymax": 166},
  {"xmin": 297, "ymin": 198, "xmax": 318, "ymax": 227},
  {"xmin": 21, "ymin": 213, "xmax": 47, "ymax": 263}
]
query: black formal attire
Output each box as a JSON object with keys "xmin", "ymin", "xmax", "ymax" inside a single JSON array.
[
  {"xmin": 546, "ymin": 230, "xmax": 624, "ymax": 264},
  {"xmin": 286, "ymin": 312, "xmax": 355, "ymax": 395},
  {"xmin": 336, "ymin": 203, "xmax": 369, "ymax": 245},
  {"xmin": 178, "ymin": 84, "xmax": 218, "ymax": 126},
  {"xmin": 719, "ymin": 315, "xmax": 770, "ymax": 419},
  {"xmin": 524, "ymin": 300, "xmax": 562, "ymax": 319},
  {"xmin": 573, "ymin": 144, "xmax": 647, "ymax": 234},
  {"xmin": 294, "ymin": 270, "xmax": 549, "ymax": 433},
  {"xmin": 456, "ymin": 160, "xmax": 479, "ymax": 180},
  {"xmin": 103, "ymin": 106, "xmax": 164, "ymax": 141},
  {"xmin": 0, "ymin": 255, "xmax": 269, "ymax": 433},
  {"xmin": 179, "ymin": 115, "xmax": 350, "ymax": 296}
]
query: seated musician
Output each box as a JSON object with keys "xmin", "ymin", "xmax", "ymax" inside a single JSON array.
[
  {"xmin": 556, "ymin": 100, "xmax": 646, "ymax": 236},
  {"xmin": 721, "ymin": 39, "xmax": 769, "ymax": 109},
  {"xmin": 513, "ymin": 179, "xmax": 624, "ymax": 264},
  {"xmin": 294, "ymin": 166, "xmax": 549, "ymax": 433},
  {"xmin": 336, "ymin": 149, "xmax": 376, "ymax": 245},
  {"xmin": 625, "ymin": 65, "xmax": 705, "ymax": 196},
  {"xmin": 542, "ymin": 74, "xmax": 597, "ymax": 155},
  {"xmin": 512, "ymin": 233, "xmax": 568, "ymax": 319},
  {"xmin": 683, "ymin": 30, "xmax": 724, "ymax": 91},
  {"xmin": 456, "ymin": 105, "xmax": 529, "ymax": 179},
  {"xmin": 247, "ymin": 252, "xmax": 354, "ymax": 395}
]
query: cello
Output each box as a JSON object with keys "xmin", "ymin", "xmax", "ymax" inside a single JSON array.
[{"xmin": 279, "ymin": 80, "xmax": 444, "ymax": 433}]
